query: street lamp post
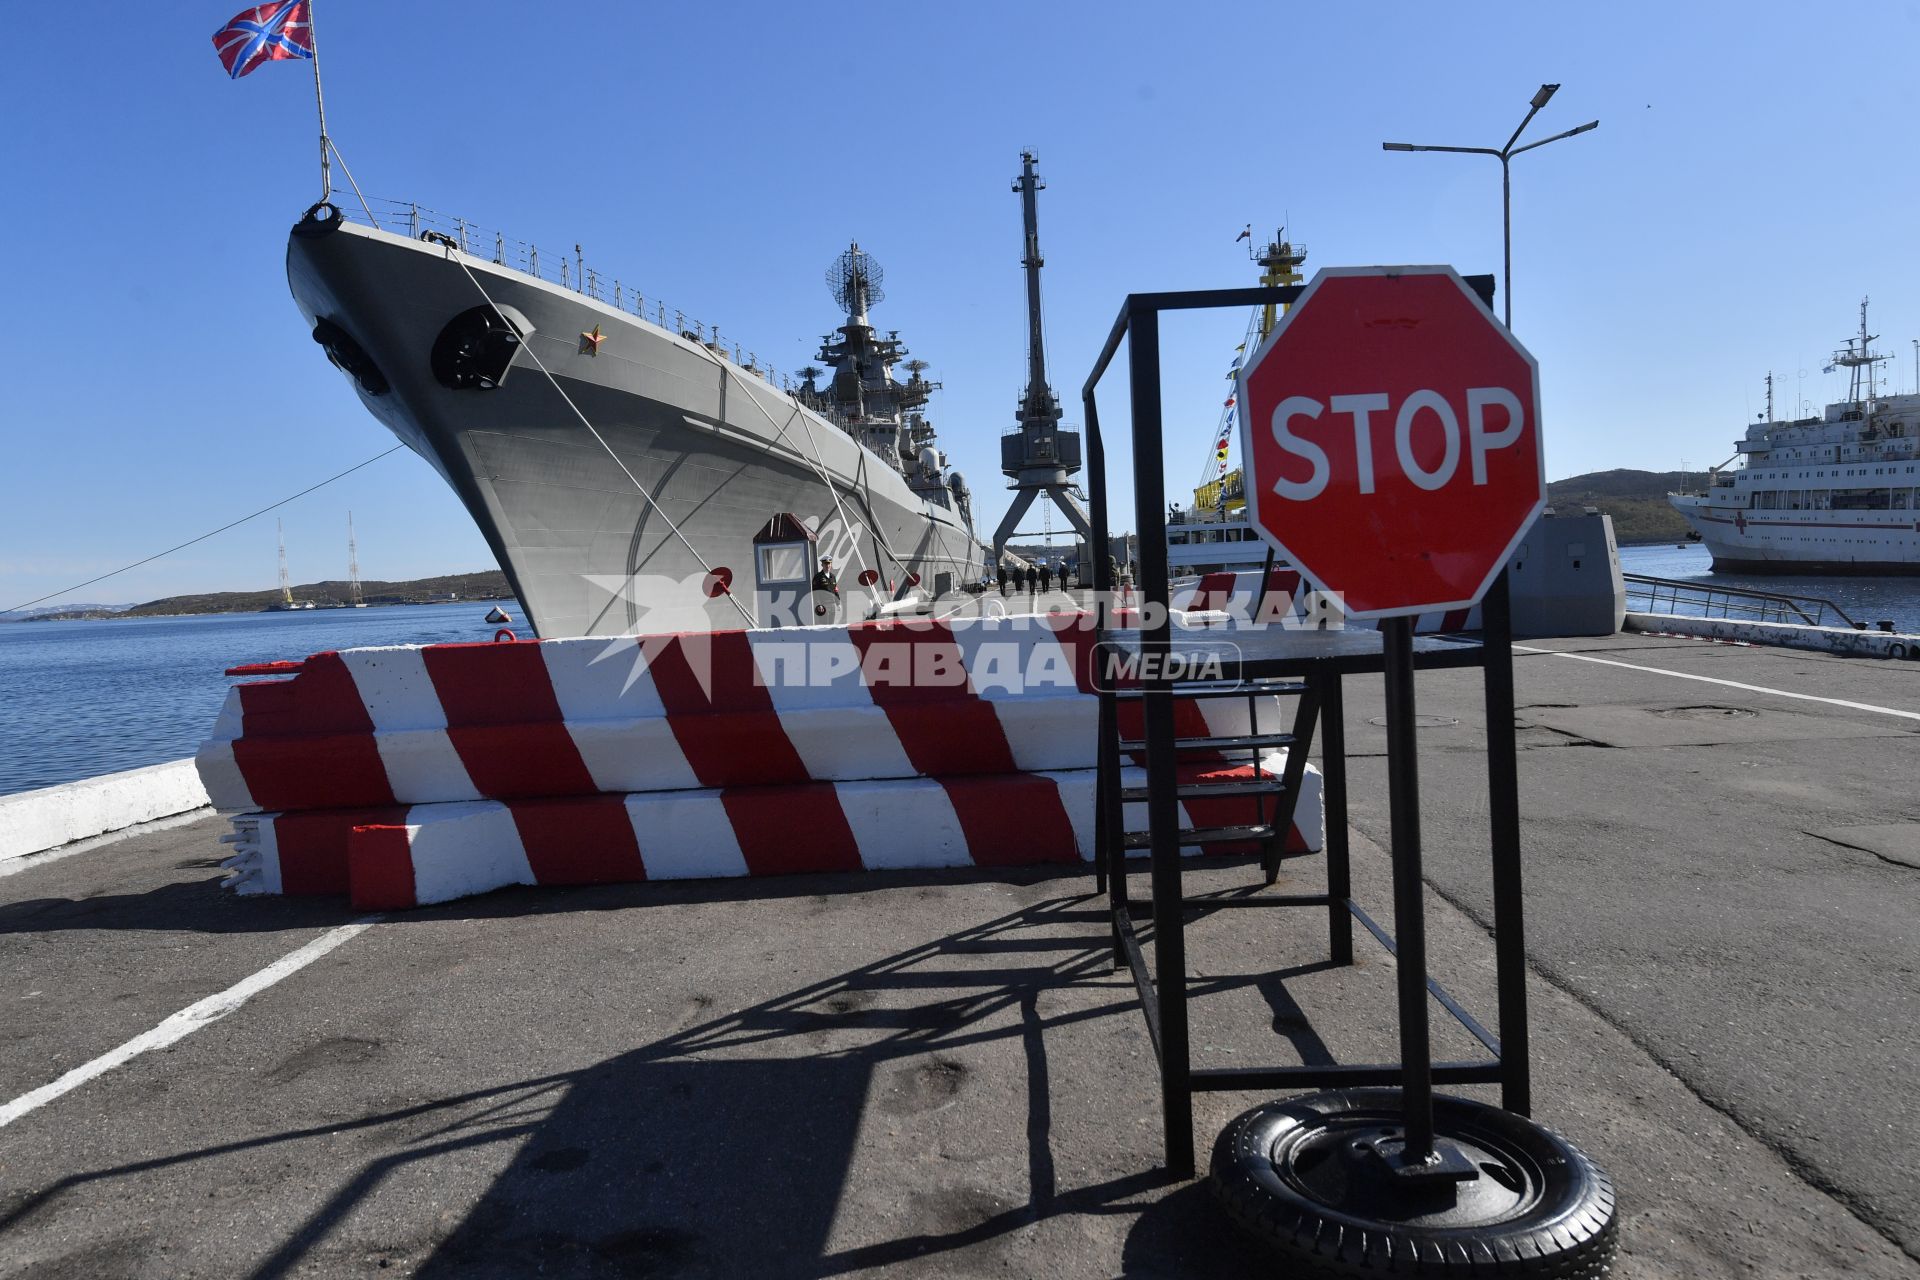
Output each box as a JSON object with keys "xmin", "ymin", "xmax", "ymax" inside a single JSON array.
[{"xmin": 1384, "ymin": 84, "xmax": 1598, "ymax": 327}]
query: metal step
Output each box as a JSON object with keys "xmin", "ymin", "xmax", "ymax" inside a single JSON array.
[
  {"xmin": 1120, "ymin": 777, "xmax": 1289, "ymax": 802},
  {"xmin": 1111, "ymin": 678, "xmax": 1307, "ymax": 700},
  {"xmin": 1122, "ymin": 824, "xmax": 1275, "ymax": 850},
  {"xmin": 1115, "ymin": 730, "xmax": 1297, "ymax": 754}
]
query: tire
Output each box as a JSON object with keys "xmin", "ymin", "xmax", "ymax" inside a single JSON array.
[{"xmin": 1211, "ymin": 1089, "xmax": 1617, "ymax": 1278}]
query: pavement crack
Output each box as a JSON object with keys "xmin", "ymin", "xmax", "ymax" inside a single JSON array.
[
  {"xmin": 1804, "ymin": 830, "xmax": 1920, "ymax": 871},
  {"xmin": 1522, "ymin": 725, "xmax": 1615, "ymax": 750},
  {"xmin": 1368, "ymin": 825, "xmax": 1920, "ymax": 1268}
]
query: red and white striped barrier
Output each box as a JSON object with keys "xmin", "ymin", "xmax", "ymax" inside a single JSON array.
[
  {"xmin": 1172, "ymin": 567, "xmax": 1482, "ymax": 633},
  {"xmin": 220, "ymin": 755, "xmax": 1324, "ymax": 909},
  {"xmin": 196, "ymin": 617, "xmax": 1293, "ymax": 812}
]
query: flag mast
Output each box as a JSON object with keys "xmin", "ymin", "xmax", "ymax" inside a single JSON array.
[{"xmin": 307, "ymin": 0, "xmax": 331, "ymax": 201}]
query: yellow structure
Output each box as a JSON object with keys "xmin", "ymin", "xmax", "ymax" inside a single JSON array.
[
  {"xmin": 1193, "ymin": 228, "xmax": 1306, "ymax": 513},
  {"xmin": 1254, "ymin": 228, "xmax": 1307, "ymax": 341},
  {"xmin": 1193, "ymin": 469, "xmax": 1244, "ymax": 515}
]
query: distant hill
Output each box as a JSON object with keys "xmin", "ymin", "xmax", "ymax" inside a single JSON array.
[
  {"xmin": 0, "ymin": 602, "xmax": 131, "ymax": 622},
  {"xmin": 1000, "ymin": 473, "xmax": 1696, "ymax": 558},
  {"xmin": 123, "ymin": 570, "xmax": 515, "ymax": 616},
  {"xmin": 1547, "ymin": 469, "xmax": 1696, "ymax": 545},
  {"xmin": 16, "ymin": 571, "xmax": 515, "ymax": 621}
]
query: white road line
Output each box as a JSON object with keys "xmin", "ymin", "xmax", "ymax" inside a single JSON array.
[
  {"xmin": 0, "ymin": 921, "xmax": 374, "ymax": 1130},
  {"xmin": 1515, "ymin": 645, "xmax": 1920, "ymax": 724}
]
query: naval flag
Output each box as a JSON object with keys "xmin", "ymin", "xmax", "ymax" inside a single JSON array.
[{"xmin": 212, "ymin": 1, "xmax": 314, "ymax": 79}]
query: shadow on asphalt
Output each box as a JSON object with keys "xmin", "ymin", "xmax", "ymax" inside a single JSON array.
[
  {"xmin": 3, "ymin": 887, "xmax": 1298, "ymax": 1277},
  {"xmin": 0, "ymin": 857, "xmax": 1259, "ymax": 936},
  {"xmin": 0, "ymin": 864, "xmax": 1092, "ymax": 938},
  {"xmin": 0, "ymin": 874, "xmax": 357, "ymax": 936}
]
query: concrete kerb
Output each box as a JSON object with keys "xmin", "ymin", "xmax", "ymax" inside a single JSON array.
[
  {"xmin": 0, "ymin": 759, "xmax": 211, "ymax": 863},
  {"xmin": 1624, "ymin": 611, "xmax": 1920, "ymax": 659}
]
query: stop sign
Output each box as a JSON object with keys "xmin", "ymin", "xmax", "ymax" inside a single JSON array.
[{"xmin": 1236, "ymin": 265, "xmax": 1544, "ymax": 618}]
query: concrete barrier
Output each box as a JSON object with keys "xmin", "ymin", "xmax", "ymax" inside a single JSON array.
[
  {"xmin": 1624, "ymin": 612, "xmax": 1920, "ymax": 659},
  {"xmin": 219, "ymin": 755, "xmax": 1325, "ymax": 908},
  {"xmin": 195, "ymin": 620, "xmax": 1279, "ymax": 811},
  {"xmin": 0, "ymin": 759, "xmax": 210, "ymax": 862}
]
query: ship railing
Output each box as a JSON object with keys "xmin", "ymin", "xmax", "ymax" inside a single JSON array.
[
  {"xmin": 325, "ymin": 196, "xmax": 793, "ymax": 391},
  {"xmin": 1622, "ymin": 573, "xmax": 1864, "ymax": 630}
]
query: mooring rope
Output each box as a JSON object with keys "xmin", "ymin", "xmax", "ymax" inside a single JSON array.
[
  {"xmin": 4, "ymin": 446, "xmax": 404, "ymax": 616},
  {"xmin": 449, "ymin": 253, "xmax": 758, "ymax": 628},
  {"xmin": 720, "ymin": 361, "xmax": 972, "ymax": 602},
  {"xmin": 715, "ymin": 363, "xmax": 898, "ymax": 611}
]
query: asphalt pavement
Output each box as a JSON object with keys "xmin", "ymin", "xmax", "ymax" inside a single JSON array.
[{"xmin": 1340, "ymin": 631, "xmax": 1920, "ymax": 1265}]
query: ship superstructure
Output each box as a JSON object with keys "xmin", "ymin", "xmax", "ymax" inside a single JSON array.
[
  {"xmin": 795, "ymin": 246, "xmax": 975, "ymax": 532},
  {"xmin": 1168, "ymin": 228, "xmax": 1305, "ymax": 577},
  {"xmin": 287, "ymin": 200, "xmax": 986, "ymax": 637},
  {"xmin": 1671, "ymin": 299, "xmax": 1920, "ymax": 574}
]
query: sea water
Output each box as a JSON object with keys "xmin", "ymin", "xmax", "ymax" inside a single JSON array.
[
  {"xmin": 0, "ymin": 604, "xmax": 499, "ymax": 797},
  {"xmin": 1619, "ymin": 543, "xmax": 1920, "ymax": 633},
  {"xmin": 8, "ymin": 553, "xmax": 1920, "ymax": 798}
]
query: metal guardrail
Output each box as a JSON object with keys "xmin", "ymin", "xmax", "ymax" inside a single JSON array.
[
  {"xmin": 329, "ymin": 196, "xmax": 787, "ymax": 388},
  {"xmin": 1623, "ymin": 572, "xmax": 1863, "ymax": 630}
]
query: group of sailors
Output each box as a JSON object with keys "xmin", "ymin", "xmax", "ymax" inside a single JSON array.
[
  {"xmin": 805, "ymin": 553, "xmax": 1110, "ymax": 622},
  {"xmin": 995, "ymin": 561, "xmax": 1061, "ymax": 596}
]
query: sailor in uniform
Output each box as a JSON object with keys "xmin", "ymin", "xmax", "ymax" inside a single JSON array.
[{"xmin": 810, "ymin": 556, "xmax": 841, "ymax": 623}]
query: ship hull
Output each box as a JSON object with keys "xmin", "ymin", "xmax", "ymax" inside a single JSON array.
[
  {"xmin": 1699, "ymin": 553, "xmax": 1920, "ymax": 576},
  {"xmin": 287, "ymin": 219, "xmax": 984, "ymax": 639},
  {"xmin": 1670, "ymin": 495, "xmax": 1920, "ymax": 575}
]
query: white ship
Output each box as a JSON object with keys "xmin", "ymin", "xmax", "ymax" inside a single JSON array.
[
  {"xmin": 1167, "ymin": 473, "xmax": 1270, "ymax": 577},
  {"xmin": 1671, "ymin": 300, "xmax": 1920, "ymax": 575},
  {"xmin": 288, "ymin": 199, "xmax": 987, "ymax": 639},
  {"xmin": 1166, "ymin": 228, "xmax": 1306, "ymax": 581}
]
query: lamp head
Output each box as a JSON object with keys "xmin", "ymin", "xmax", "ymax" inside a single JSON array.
[
  {"xmin": 1530, "ymin": 83, "xmax": 1560, "ymax": 109},
  {"xmin": 1382, "ymin": 142, "xmax": 1415, "ymax": 151}
]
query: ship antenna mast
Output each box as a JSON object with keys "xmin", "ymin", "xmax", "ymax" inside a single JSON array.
[
  {"xmin": 276, "ymin": 518, "xmax": 293, "ymax": 608},
  {"xmin": 1764, "ymin": 371, "xmax": 1773, "ymax": 423},
  {"xmin": 1253, "ymin": 224, "xmax": 1308, "ymax": 339},
  {"xmin": 1832, "ymin": 295, "xmax": 1889, "ymax": 406},
  {"xmin": 1194, "ymin": 226, "xmax": 1309, "ymax": 513},
  {"xmin": 827, "ymin": 243, "xmax": 883, "ymax": 326},
  {"xmin": 347, "ymin": 511, "xmax": 363, "ymax": 607},
  {"xmin": 1865, "ymin": 298, "xmax": 1874, "ymax": 400}
]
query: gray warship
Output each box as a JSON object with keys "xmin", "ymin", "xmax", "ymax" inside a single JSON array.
[{"xmin": 287, "ymin": 202, "xmax": 987, "ymax": 638}]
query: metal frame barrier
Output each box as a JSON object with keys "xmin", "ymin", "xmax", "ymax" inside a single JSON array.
[
  {"xmin": 1081, "ymin": 281, "xmax": 1533, "ymax": 1178},
  {"xmin": 1622, "ymin": 572, "xmax": 1863, "ymax": 629}
]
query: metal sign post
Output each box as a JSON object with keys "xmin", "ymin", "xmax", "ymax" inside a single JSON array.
[
  {"xmin": 1080, "ymin": 273, "xmax": 1618, "ymax": 1275},
  {"xmin": 1382, "ymin": 615, "xmax": 1436, "ymax": 1165}
]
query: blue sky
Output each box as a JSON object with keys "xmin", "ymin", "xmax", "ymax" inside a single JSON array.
[{"xmin": 6, "ymin": 1, "xmax": 1920, "ymax": 608}]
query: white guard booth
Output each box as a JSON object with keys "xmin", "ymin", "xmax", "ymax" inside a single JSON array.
[{"xmin": 753, "ymin": 513, "xmax": 825, "ymax": 628}]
